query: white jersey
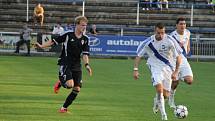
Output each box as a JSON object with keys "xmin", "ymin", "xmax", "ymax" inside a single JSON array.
[
  {"xmin": 170, "ymin": 29, "xmax": 193, "ymax": 79},
  {"xmin": 170, "ymin": 29, "xmax": 190, "ymax": 55},
  {"xmin": 136, "ymin": 34, "xmax": 182, "ymax": 91},
  {"xmin": 137, "ymin": 34, "xmax": 182, "ymax": 70}
]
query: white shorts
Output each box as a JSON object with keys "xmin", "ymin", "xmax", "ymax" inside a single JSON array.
[
  {"xmin": 148, "ymin": 64, "xmax": 172, "ymax": 92},
  {"xmin": 177, "ymin": 58, "xmax": 193, "ymax": 80}
]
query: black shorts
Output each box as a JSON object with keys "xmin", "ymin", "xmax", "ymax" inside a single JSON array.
[{"xmin": 58, "ymin": 65, "xmax": 82, "ymax": 88}]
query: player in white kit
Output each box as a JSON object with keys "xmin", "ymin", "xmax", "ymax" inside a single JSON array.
[
  {"xmin": 168, "ymin": 17, "xmax": 194, "ymax": 108},
  {"xmin": 133, "ymin": 23, "xmax": 182, "ymax": 120}
]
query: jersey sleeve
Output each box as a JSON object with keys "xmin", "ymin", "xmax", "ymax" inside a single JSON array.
[
  {"xmin": 82, "ymin": 36, "xmax": 90, "ymax": 55},
  {"xmin": 136, "ymin": 37, "xmax": 150, "ymax": 57},
  {"xmin": 168, "ymin": 35, "xmax": 183, "ymax": 55},
  {"xmin": 170, "ymin": 40, "xmax": 182, "ymax": 58},
  {"xmin": 52, "ymin": 32, "xmax": 67, "ymax": 45}
]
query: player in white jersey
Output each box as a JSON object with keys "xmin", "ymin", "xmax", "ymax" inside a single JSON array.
[
  {"xmin": 133, "ymin": 23, "xmax": 182, "ymax": 120},
  {"xmin": 168, "ymin": 17, "xmax": 194, "ymax": 108}
]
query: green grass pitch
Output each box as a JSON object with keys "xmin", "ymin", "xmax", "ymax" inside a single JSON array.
[{"xmin": 0, "ymin": 56, "xmax": 215, "ymax": 121}]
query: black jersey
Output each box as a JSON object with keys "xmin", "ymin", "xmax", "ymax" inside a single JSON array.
[{"xmin": 52, "ymin": 31, "xmax": 89, "ymax": 71}]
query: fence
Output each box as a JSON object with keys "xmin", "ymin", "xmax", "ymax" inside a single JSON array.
[
  {"xmin": 0, "ymin": 32, "xmax": 215, "ymax": 59},
  {"xmin": 191, "ymin": 37, "xmax": 215, "ymax": 60}
]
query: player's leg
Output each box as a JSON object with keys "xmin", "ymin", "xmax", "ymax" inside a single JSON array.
[
  {"xmin": 169, "ymin": 62, "xmax": 193, "ymax": 108},
  {"xmin": 155, "ymin": 67, "xmax": 173, "ymax": 120},
  {"xmin": 56, "ymin": 65, "xmax": 75, "ymax": 93},
  {"xmin": 183, "ymin": 76, "xmax": 193, "ymax": 85},
  {"xmin": 181, "ymin": 61, "xmax": 193, "ymax": 85},
  {"xmin": 55, "ymin": 65, "xmax": 72, "ymax": 93},
  {"xmin": 59, "ymin": 71, "xmax": 82, "ymax": 113},
  {"xmin": 151, "ymin": 72, "xmax": 168, "ymax": 120},
  {"xmin": 153, "ymin": 93, "xmax": 159, "ymax": 114},
  {"xmin": 155, "ymin": 84, "xmax": 167, "ymax": 120},
  {"xmin": 150, "ymin": 66, "xmax": 166, "ymax": 118},
  {"xmin": 168, "ymin": 80, "xmax": 178, "ymax": 108},
  {"xmin": 54, "ymin": 66, "xmax": 64, "ymax": 94}
]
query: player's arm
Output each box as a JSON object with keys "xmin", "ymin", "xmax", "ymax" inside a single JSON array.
[
  {"xmin": 36, "ymin": 39, "xmax": 54, "ymax": 48},
  {"xmin": 133, "ymin": 56, "xmax": 141, "ymax": 80},
  {"xmin": 186, "ymin": 31, "xmax": 191, "ymax": 55},
  {"xmin": 187, "ymin": 38, "xmax": 190, "ymax": 54},
  {"xmin": 82, "ymin": 37, "xmax": 92, "ymax": 76},
  {"xmin": 83, "ymin": 54, "xmax": 92, "ymax": 76},
  {"xmin": 37, "ymin": 32, "xmax": 67, "ymax": 48},
  {"xmin": 133, "ymin": 39, "xmax": 149, "ymax": 80},
  {"xmin": 172, "ymin": 54, "xmax": 182, "ymax": 81}
]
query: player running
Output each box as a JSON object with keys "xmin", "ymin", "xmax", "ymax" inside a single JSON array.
[
  {"xmin": 133, "ymin": 23, "xmax": 182, "ymax": 120},
  {"xmin": 36, "ymin": 16, "xmax": 92, "ymax": 113},
  {"xmin": 168, "ymin": 17, "xmax": 194, "ymax": 109}
]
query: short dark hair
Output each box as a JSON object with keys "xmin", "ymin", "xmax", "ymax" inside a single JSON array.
[
  {"xmin": 176, "ymin": 17, "xmax": 186, "ymax": 24},
  {"xmin": 155, "ymin": 23, "xmax": 165, "ymax": 29}
]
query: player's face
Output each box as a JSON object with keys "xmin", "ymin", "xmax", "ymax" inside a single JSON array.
[
  {"xmin": 76, "ymin": 20, "xmax": 87, "ymax": 33},
  {"xmin": 176, "ymin": 21, "xmax": 186, "ymax": 33},
  {"xmin": 155, "ymin": 27, "xmax": 165, "ymax": 41}
]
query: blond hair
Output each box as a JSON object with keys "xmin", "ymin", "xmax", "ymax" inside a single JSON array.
[{"xmin": 75, "ymin": 16, "xmax": 88, "ymax": 25}]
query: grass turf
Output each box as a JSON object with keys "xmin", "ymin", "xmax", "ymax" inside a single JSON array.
[{"xmin": 0, "ymin": 56, "xmax": 215, "ymax": 121}]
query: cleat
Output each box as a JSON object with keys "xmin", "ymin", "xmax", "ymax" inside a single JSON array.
[
  {"xmin": 59, "ymin": 107, "xmax": 68, "ymax": 113},
  {"xmin": 168, "ymin": 95, "xmax": 176, "ymax": 109},
  {"xmin": 162, "ymin": 115, "xmax": 168, "ymax": 120},
  {"xmin": 153, "ymin": 98, "xmax": 159, "ymax": 114},
  {"xmin": 54, "ymin": 80, "xmax": 61, "ymax": 94}
]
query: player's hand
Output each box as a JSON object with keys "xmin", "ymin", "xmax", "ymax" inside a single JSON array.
[
  {"xmin": 171, "ymin": 70, "xmax": 179, "ymax": 81},
  {"xmin": 133, "ymin": 70, "xmax": 139, "ymax": 80},
  {"xmin": 85, "ymin": 63, "xmax": 92, "ymax": 76}
]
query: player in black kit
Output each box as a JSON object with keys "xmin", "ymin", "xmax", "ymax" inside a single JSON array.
[{"xmin": 36, "ymin": 16, "xmax": 92, "ymax": 113}]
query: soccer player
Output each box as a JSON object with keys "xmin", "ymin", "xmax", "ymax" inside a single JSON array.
[
  {"xmin": 133, "ymin": 23, "xmax": 182, "ymax": 120},
  {"xmin": 168, "ymin": 17, "xmax": 193, "ymax": 108},
  {"xmin": 36, "ymin": 16, "xmax": 92, "ymax": 113}
]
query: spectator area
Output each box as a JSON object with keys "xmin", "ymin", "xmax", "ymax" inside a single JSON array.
[{"xmin": 0, "ymin": 0, "xmax": 215, "ymax": 38}]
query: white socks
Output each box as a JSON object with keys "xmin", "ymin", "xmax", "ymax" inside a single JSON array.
[{"xmin": 157, "ymin": 93, "xmax": 167, "ymax": 116}]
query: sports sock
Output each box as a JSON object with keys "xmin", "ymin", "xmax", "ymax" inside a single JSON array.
[
  {"xmin": 170, "ymin": 89, "xmax": 176, "ymax": 96},
  {"xmin": 157, "ymin": 93, "xmax": 166, "ymax": 116},
  {"xmin": 63, "ymin": 90, "xmax": 79, "ymax": 108}
]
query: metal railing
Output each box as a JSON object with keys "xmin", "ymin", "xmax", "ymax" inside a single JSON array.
[
  {"xmin": 0, "ymin": 31, "xmax": 215, "ymax": 59},
  {"xmin": 191, "ymin": 37, "xmax": 215, "ymax": 60}
]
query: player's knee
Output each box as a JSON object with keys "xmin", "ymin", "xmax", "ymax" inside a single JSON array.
[
  {"xmin": 163, "ymin": 94, "xmax": 169, "ymax": 99},
  {"xmin": 185, "ymin": 80, "xmax": 193, "ymax": 85},
  {"xmin": 73, "ymin": 86, "xmax": 81, "ymax": 92},
  {"xmin": 171, "ymin": 81, "xmax": 179, "ymax": 88},
  {"xmin": 66, "ymin": 80, "xmax": 74, "ymax": 89},
  {"xmin": 163, "ymin": 91, "xmax": 170, "ymax": 99},
  {"xmin": 184, "ymin": 77, "xmax": 193, "ymax": 85}
]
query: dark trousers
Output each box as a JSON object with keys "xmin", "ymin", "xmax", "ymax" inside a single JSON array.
[{"xmin": 15, "ymin": 40, "xmax": 30, "ymax": 54}]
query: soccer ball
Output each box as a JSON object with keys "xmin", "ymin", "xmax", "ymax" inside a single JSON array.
[{"xmin": 174, "ymin": 105, "xmax": 188, "ymax": 119}]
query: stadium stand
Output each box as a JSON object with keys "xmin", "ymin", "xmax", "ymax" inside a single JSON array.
[{"xmin": 0, "ymin": 0, "xmax": 215, "ymax": 37}]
